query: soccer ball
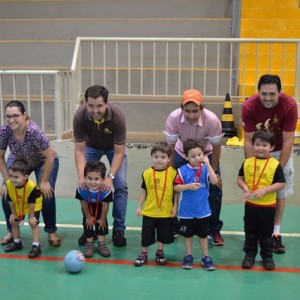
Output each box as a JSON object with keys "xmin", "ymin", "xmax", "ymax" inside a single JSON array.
[{"xmin": 64, "ymin": 250, "xmax": 85, "ymax": 273}]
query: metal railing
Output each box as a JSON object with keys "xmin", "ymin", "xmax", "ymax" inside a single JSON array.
[
  {"xmin": 71, "ymin": 37, "xmax": 300, "ymax": 101},
  {"xmin": 0, "ymin": 70, "xmax": 74, "ymax": 140},
  {"xmin": 1, "ymin": 37, "xmax": 300, "ymax": 140}
]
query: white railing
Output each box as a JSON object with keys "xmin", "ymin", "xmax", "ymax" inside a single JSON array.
[
  {"xmin": 0, "ymin": 70, "xmax": 74, "ymax": 140},
  {"xmin": 1, "ymin": 38, "xmax": 300, "ymax": 140},
  {"xmin": 71, "ymin": 37, "xmax": 300, "ymax": 101}
]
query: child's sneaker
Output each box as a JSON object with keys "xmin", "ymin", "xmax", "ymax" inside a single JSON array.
[
  {"xmin": 182, "ymin": 255, "xmax": 193, "ymax": 269},
  {"xmin": 134, "ymin": 253, "xmax": 148, "ymax": 267},
  {"xmin": 155, "ymin": 251, "xmax": 167, "ymax": 265},
  {"xmin": 28, "ymin": 245, "xmax": 41, "ymax": 258},
  {"xmin": 98, "ymin": 241, "xmax": 111, "ymax": 257},
  {"xmin": 242, "ymin": 256, "xmax": 255, "ymax": 269},
  {"xmin": 201, "ymin": 256, "xmax": 216, "ymax": 271},
  {"xmin": 262, "ymin": 258, "xmax": 275, "ymax": 270},
  {"xmin": 84, "ymin": 242, "xmax": 94, "ymax": 258},
  {"xmin": 4, "ymin": 241, "xmax": 23, "ymax": 252},
  {"xmin": 273, "ymin": 234, "xmax": 285, "ymax": 254}
]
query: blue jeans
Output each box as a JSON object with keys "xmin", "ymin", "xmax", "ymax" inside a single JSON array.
[
  {"xmin": 174, "ymin": 150, "xmax": 223, "ymax": 231},
  {"xmin": 2, "ymin": 156, "xmax": 59, "ymax": 234},
  {"xmin": 85, "ymin": 146, "xmax": 128, "ymax": 231}
]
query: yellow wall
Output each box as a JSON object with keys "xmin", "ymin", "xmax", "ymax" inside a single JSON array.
[{"xmin": 239, "ymin": 0, "xmax": 300, "ymax": 96}]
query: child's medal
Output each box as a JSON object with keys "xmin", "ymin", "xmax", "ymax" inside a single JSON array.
[
  {"xmin": 153, "ymin": 167, "xmax": 168, "ymax": 214},
  {"xmin": 18, "ymin": 215, "xmax": 24, "ymax": 226}
]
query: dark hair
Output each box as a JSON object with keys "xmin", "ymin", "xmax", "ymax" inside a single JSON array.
[
  {"xmin": 252, "ymin": 130, "xmax": 275, "ymax": 147},
  {"xmin": 84, "ymin": 85, "xmax": 109, "ymax": 104},
  {"xmin": 84, "ymin": 161, "xmax": 107, "ymax": 178},
  {"xmin": 183, "ymin": 138, "xmax": 204, "ymax": 156},
  {"xmin": 9, "ymin": 159, "xmax": 30, "ymax": 175},
  {"xmin": 151, "ymin": 142, "xmax": 173, "ymax": 157},
  {"xmin": 5, "ymin": 100, "xmax": 26, "ymax": 114},
  {"xmin": 257, "ymin": 74, "xmax": 282, "ymax": 92}
]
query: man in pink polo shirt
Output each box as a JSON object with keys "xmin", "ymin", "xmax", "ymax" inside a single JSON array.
[{"xmin": 164, "ymin": 89, "xmax": 225, "ymax": 246}]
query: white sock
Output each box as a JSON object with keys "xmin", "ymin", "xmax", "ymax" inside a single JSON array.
[
  {"xmin": 32, "ymin": 242, "xmax": 40, "ymax": 247},
  {"xmin": 273, "ymin": 225, "xmax": 280, "ymax": 235},
  {"xmin": 14, "ymin": 239, "xmax": 21, "ymax": 243}
]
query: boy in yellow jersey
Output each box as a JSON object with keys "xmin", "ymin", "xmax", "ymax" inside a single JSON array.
[
  {"xmin": 237, "ymin": 131, "xmax": 285, "ymax": 270},
  {"xmin": 134, "ymin": 142, "xmax": 178, "ymax": 266},
  {"xmin": 3, "ymin": 159, "xmax": 43, "ymax": 258}
]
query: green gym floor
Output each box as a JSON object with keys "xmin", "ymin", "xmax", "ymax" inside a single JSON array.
[{"xmin": 1, "ymin": 199, "xmax": 300, "ymax": 300}]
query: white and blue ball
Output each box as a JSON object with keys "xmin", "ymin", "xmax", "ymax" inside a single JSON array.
[{"xmin": 64, "ymin": 250, "xmax": 85, "ymax": 273}]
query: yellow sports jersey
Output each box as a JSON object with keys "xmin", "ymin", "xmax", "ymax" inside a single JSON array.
[
  {"xmin": 243, "ymin": 157, "xmax": 279, "ymax": 206},
  {"xmin": 141, "ymin": 166, "xmax": 177, "ymax": 218},
  {"xmin": 6, "ymin": 179, "xmax": 42, "ymax": 216}
]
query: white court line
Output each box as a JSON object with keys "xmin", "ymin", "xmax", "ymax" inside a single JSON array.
[{"xmin": 1, "ymin": 221, "xmax": 300, "ymax": 237}]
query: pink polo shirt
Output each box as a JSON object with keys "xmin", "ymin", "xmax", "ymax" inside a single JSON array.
[{"xmin": 164, "ymin": 108, "xmax": 222, "ymax": 158}]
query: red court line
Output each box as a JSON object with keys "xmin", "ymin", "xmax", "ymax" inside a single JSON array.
[{"xmin": 1, "ymin": 253, "xmax": 300, "ymax": 273}]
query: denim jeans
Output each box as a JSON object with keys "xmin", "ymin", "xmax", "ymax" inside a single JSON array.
[
  {"xmin": 2, "ymin": 156, "xmax": 59, "ymax": 234},
  {"xmin": 174, "ymin": 150, "xmax": 223, "ymax": 231},
  {"xmin": 85, "ymin": 146, "xmax": 128, "ymax": 231}
]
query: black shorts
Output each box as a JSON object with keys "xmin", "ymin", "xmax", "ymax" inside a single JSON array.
[
  {"xmin": 179, "ymin": 217, "xmax": 209, "ymax": 238},
  {"xmin": 141, "ymin": 216, "xmax": 174, "ymax": 247},
  {"xmin": 83, "ymin": 203, "xmax": 109, "ymax": 237}
]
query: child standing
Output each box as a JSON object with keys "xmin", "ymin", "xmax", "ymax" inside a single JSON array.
[
  {"xmin": 174, "ymin": 139, "xmax": 218, "ymax": 271},
  {"xmin": 134, "ymin": 142, "xmax": 178, "ymax": 266},
  {"xmin": 237, "ymin": 130, "xmax": 285, "ymax": 270},
  {"xmin": 4, "ymin": 159, "xmax": 42, "ymax": 258},
  {"xmin": 76, "ymin": 161, "xmax": 112, "ymax": 258}
]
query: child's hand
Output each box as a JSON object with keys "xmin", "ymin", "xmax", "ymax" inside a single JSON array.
[
  {"xmin": 251, "ymin": 188, "xmax": 267, "ymax": 199},
  {"xmin": 28, "ymin": 216, "xmax": 38, "ymax": 228},
  {"xmin": 97, "ymin": 218, "xmax": 106, "ymax": 230},
  {"xmin": 201, "ymin": 155, "xmax": 209, "ymax": 165},
  {"xmin": 9, "ymin": 214, "xmax": 19, "ymax": 225},
  {"xmin": 85, "ymin": 216, "xmax": 94, "ymax": 229},
  {"xmin": 136, "ymin": 208, "xmax": 142, "ymax": 217},
  {"xmin": 171, "ymin": 206, "xmax": 178, "ymax": 218},
  {"xmin": 188, "ymin": 183, "xmax": 201, "ymax": 191}
]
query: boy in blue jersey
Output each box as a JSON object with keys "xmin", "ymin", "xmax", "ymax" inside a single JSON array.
[
  {"xmin": 237, "ymin": 130, "xmax": 285, "ymax": 270},
  {"xmin": 134, "ymin": 142, "xmax": 178, "ymax": 267},
  {"xmin": 174, "ymin": 139, "xmax": 218, "ymax": 271},
  {"xmin": 76, "ymin": 161, "xmax": 113, "ymax": 258}
]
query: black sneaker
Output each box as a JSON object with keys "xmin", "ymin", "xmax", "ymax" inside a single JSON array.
[
  {"xmin": 262, "ymin": 258, "xmax": 275, "ymax": 270},
  {"xmin": 242, "ymin": 256, "xmax": 255, "ymax": 269},
  {"xmin": 78, "ymin": 233, "xmax": 87, "ymax": 246},
  {"xmin": 112, "ymin": 230, "xmax": 126, "ymax": 247},
  {"xmin": 78, "ymin": 233, "xmax": 97, "ymax": 246},
  {"xmin": 4, "ymin": 241, "xmax": 23, "ymax": 252},
  {"xmin": 273, "ymin": 235, "xmax": 286, "ymax": 254},
  {"xmin": 28, "ymin": 245, "xmax": 41, "ymax": 258},
  {"xmin": 134, "ymin": 253, "xmax": 148, "ymax": 267},
  {"xmin": 156, "ymin": 251, "xmax": 167, "ymax": 265}
]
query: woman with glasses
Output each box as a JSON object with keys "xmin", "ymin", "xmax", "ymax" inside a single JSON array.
[{"xmin": 0, "ymin": 100, "xmax": 61, "ymax": 247}]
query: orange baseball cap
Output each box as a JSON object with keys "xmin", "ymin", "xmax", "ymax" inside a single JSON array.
[{"xmin": 181, "ymin": 89, "xmax": 203, "ymax": 106}]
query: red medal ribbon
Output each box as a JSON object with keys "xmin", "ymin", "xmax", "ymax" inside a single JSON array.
[
  {"xmin": 252, "ymin": 157, "xmax": 270, "ymax": 191},
  {"xmin": 88, "ymin": 189, "xmax": 102, "ymax": 224},
  {"xmin": 153, "ymin": 167, "xmax": 168, "ymax": 211}
]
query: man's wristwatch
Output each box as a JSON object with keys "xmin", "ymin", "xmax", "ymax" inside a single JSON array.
[{"xmin": 107, "ymin": 173, "xmax": 115, "ymax": 180}]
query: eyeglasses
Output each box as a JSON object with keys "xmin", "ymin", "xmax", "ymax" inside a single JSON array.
[{"xmin": 4, "ymin": 114, "xmax": 22, "ymax": 120}]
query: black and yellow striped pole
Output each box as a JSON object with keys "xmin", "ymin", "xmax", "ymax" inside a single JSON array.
[{"xmin": 221, "ymin": 93, "xmax": 237, "ymax": 137}]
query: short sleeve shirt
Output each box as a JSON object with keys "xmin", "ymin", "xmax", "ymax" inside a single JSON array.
[
  {"xmin": 73, "ymin": 102, "xmax": 126, "ymax": 150},
  {"xmin": 242, "ymin": 93, "xmax": 298, "ymax": 151},
  {"xmin": 0, "ymin": 120, "xmax": 52, "ymax": 170},
  {"xmin": 164, "ymin": 108, "xmax": 222, "ymax": 157}
]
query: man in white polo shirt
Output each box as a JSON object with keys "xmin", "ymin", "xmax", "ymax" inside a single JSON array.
[{"xmin": 164, "ymin": 89, "xmax": 225, "ymax": 246}]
